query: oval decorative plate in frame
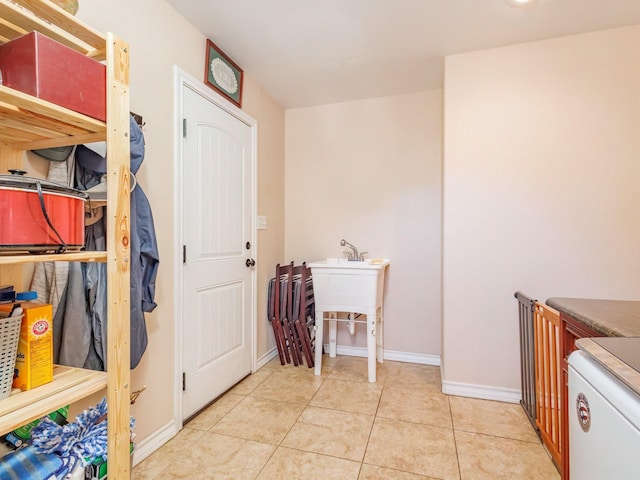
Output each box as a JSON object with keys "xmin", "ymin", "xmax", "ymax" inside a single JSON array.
[{"xmin": 204, "ymin": 38, "xmax": 244, "ymax": 108}]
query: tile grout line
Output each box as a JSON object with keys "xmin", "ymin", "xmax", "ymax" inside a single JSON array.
[
  {"xmin": 355, "ymin": 378, "xmax": 386, "ymax": 478},
  {"xmin": 204, "ymin": 368, "xmax": 276, "ymax": 432},
  {"xmin": 252, "ymin": 366, "xmax": 328, "ymax": 479},
  {"xmin": 449, "ymin": 396, "xmax": 463, "ymax": 480}
]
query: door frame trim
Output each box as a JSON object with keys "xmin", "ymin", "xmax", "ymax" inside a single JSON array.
[{"xmin": 172, "ymin": 66, "xmax": 258, "ymax": 429}]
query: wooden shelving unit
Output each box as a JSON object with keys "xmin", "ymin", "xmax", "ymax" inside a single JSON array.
[{"xmin": 0, "ymin": 0, "xmax": 131, "ymax": 478}]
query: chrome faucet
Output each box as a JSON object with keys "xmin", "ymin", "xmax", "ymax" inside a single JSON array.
[{"xmin": 340, "ymin": 239, "xmax": 366, "ymax": 261}]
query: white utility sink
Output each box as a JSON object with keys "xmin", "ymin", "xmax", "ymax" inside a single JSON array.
[{"xmin": 308, "ymin": 258, "xmax": 390, "ymax": 382}]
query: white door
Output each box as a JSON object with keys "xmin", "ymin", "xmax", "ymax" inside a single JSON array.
[{"xmin": 181, "ymin": 85, "xmax": 255, "ymax": 419}]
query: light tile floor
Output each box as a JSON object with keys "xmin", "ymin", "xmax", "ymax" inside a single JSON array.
[{"xmin": 132, "ymin": 355, "xmax": 560, "ymax": 480}]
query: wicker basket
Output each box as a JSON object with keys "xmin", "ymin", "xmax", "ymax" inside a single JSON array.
[{"xmin": 0, "ymin": 313, "xmax": 22, "ymax": 400}]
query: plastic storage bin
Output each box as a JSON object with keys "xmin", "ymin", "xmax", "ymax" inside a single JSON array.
[{"xmin": 0, "ymin": 312, "xmax": 22, "ymax": 400}]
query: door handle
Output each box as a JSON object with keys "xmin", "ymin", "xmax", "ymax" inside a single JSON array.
[{"xmin": 246, "ymin": 258, "xmax": 256, "ymax": 267}]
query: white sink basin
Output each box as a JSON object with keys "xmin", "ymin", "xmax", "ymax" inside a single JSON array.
[{"xmin": 307, "ymin": 258, "xmax": 390, "ymax": 307}]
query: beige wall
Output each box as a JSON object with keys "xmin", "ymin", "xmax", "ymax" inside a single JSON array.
[
  {"xmin": 442, "ymin": 25, "xmax": 640, "ymax": 393},
  {"xmin": 76, "ymin": 0, "xmax": 284, "ymax": 445},
  {"xmin": 284, "ymin": 91, "xmax": 442, "ymax": 356},
  {"xmin": 242, "ymin": 78, "xmax": 286, "ymax": 357}
]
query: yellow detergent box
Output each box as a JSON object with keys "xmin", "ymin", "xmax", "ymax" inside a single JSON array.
[{"xmin": 0, "ymin": 301, "xmax": 53, "ymax": 390}]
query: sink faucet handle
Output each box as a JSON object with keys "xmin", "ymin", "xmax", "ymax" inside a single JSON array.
[
  {"xmin": 359, "ymin": 252, "xmax": 368, "ymax": 261},
  {"xmin": 340, "ymin": 239, "xmax": 359, "ymax": 260}
]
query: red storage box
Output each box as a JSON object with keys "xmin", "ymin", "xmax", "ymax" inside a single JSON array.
[{"xmin": 0, "ymin": 31, "xmax": 105, "ymax": 121}]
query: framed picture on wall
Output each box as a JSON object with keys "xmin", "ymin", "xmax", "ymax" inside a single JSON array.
[{"xmin": 204, "ymin": 38, "xmax": 244, "ymax": 108}]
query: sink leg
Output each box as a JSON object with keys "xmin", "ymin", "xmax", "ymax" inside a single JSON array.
[
  {"xmin": 377, "ymin": 305, "xmax": 384, "ymax": 364},
  {"xmin": 328, "ymin": 312, "xmax": 337, "ymax": 357},
  {"xmin": 314, "ymin": 308, "xmax": 323, "ymax": 376},
  {"xmin": 367, "ymin": 309, "xmax": 377, "ymax": 382}
]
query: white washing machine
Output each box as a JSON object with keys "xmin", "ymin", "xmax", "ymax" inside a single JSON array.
[{"xmin": 568, "ymin": 338, "xmax": 640, "ymax": 480}]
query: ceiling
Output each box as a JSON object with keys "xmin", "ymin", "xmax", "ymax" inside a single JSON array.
[{"xmin": 165, "ymin": 0, "xmax": 640, "ymax": 109}]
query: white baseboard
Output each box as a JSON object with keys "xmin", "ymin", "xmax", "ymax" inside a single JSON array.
[
  {"xmin": 441, "ymin": 380, "xmax": 521, "ymax": 404},
  {"xmin": 131, "ymin": 419, "xmax": 179, "ymax": 467},
  {"xmin": 255, "ymin": 347, "xmax": 278, "ymax": 370},
  {"xmin": 324, "ymin": 344, "xmax": 441, "ymax": 366},
  {"xmin": 330, "ymin": 345, "xmax": 519, "ymax": 403}
]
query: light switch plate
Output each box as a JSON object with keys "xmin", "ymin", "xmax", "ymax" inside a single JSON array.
[{"xmin": 257, "ymin": 215, "xmax": 267, "ymax": 230}]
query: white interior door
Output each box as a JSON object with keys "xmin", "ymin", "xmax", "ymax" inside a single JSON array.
[{"xmin": 181, "ymin": 84, "xmax": 255, "ymax": 420}]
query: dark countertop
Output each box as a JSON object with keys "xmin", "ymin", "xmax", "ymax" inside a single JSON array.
[
  {"xmin": 546, "ymin": 297, "xmax": 640, "ymax": 337},
  {"xmin": 548, "ymin": 298, "xmax": 640, "ymax": 397}
]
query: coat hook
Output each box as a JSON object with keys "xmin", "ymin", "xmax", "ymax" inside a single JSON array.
[{"xmin": 130, "ymin": 111, "xmax": 144, "ymax": 128}]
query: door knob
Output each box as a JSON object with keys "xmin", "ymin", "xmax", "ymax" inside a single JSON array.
[{"xmin": 246, "ymin": 258, "xmax": 256, "ymax": 267}]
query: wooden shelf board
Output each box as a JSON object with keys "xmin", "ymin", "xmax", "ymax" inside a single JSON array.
[
  {"xmin": 0, "ymin": 86, "xmax": 106, "ymax": 148},
  {"xmin": 0, "ymin": 251, "xmax": 107, "ymax": 265},
  {"xmin": 0, "ymin": 102, "xmax": 90, "ymax": 136},
  {"xmin": 0, "ymin": 0, "xmax": 104, "ymax": 56},
  {"xmin": 10, "ymin": 0, "xmax": 105, "ymax": 51},
  {"xmin": 0, "ymin": 365, "xmax": 107, "ymax": 435},
  {"xmin": 14, "ymin": 131, "xmax": 107, "ymax": 151}
]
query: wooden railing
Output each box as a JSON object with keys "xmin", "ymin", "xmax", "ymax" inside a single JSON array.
[{"xmin": 534, "ymin": 301, "xmax": 562, "ymax": 469}]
